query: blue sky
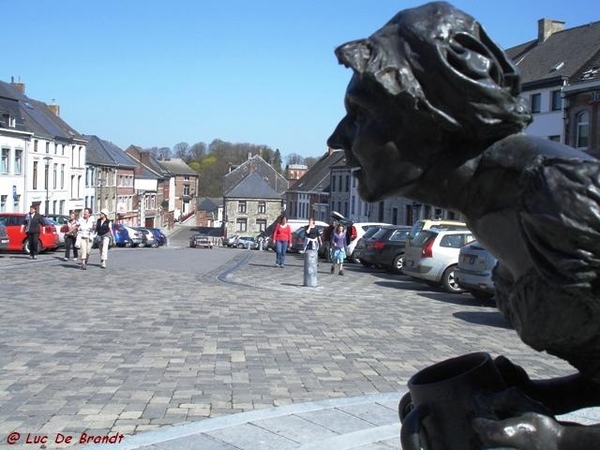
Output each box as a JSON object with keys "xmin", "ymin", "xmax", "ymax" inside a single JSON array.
[{"xmin": 2, "ymin": 1, "xmax": 597, "ymax": 160}]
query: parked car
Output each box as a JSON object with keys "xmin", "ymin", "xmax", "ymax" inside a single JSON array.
[
  {"xmin": 223, "ymin": 235, "xmax": 240, "ymax": 247},
  {"xmin": 122, "ymin": 225, "xmax": 146, "ymax": 247},
  {"xmin": 407, "ymin": 219, "xmax": 468, "ymax": 243},
  {"xmin": 324, "ymin": 212, "xmax": 392, "ymax": 263},
  {"xmin": 112, "ymin": 224, "xmax": 134, "ymax": 247},
  {"xmin": 352, "ymin": 225, "xmax": 386, "ymax": 265},
  {"xmin": 455, "ymin": 241, "xmax": 498, "ymax": 299},
  {"xmin": 357, "ymin": 225, "xmax": 412, "ymax": 272},
  {"xmin": 189, "ymin": 234, "xmax": 214, "ymax": 249},
  {"xmin": 289, "ymin": 225, "xmax": 325, "ymax": 253},
  {"xmin": 46, "ymin": 214, "xmax": 70, "ymax": 246},
  {"xmin": 236, "ymin": 236, "xmax": 257, "ymax": 249},
  {"xmin": 147, "ymin": 228, "xmax": 167, "ymax": 246},
  {"xmin": 403, "ymin": 229, "xmax": 475, "ymax": 293},
  {"xmin": 0, "ymin": 223, "xmax": 9, "ymax": 251},
  {"xmin": 134, "ymin": 227, "xmax": 158, "ymax": 248},
  {"xmin": 0, "ymin": 212, "xmax": 60, "ymax": 253}
]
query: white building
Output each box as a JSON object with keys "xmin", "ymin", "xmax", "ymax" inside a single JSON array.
[{"xmin": 0, "ymin": 80, "xmax": 86, "ymax": 215}]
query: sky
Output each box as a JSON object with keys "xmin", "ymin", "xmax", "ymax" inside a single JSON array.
[{"xmin": 2, "ymin": 0, "xmax": 598, "ymax": 161}]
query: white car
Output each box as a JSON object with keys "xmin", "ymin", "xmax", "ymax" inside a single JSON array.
[
  {"xmin": 345, "ymin": 222, "xmax": 392, "ymax": 262},
  {"xmin": 403, "ymin": 229, "xmax": 475, "ymax": 293},
  {"xmin": 328, "ymin": 213, "xmax": 391, "ymax": 263}
]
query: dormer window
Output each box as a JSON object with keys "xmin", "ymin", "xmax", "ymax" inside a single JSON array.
[{"xmin": 1, "ymin": 113, "xmax": 15, "ymax": 128}]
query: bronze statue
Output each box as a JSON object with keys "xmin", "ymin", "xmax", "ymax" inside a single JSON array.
[{"xmin": 328, "ymin": 2, "xmax": 600, "ymax": 448}]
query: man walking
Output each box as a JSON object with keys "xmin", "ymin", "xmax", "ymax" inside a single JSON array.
[{"xmin": 21, "ymin": 205, "xmax": 45, "ymax": 259}]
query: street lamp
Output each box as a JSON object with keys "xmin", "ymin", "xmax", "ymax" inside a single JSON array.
[{"xmin": 43, "ymin": 156, "xmax": 53, "ymax": 214}]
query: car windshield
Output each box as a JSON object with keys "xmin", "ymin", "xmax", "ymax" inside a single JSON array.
[
  {"xmin": 362, "ymin": 227, "xmax": 381, "ymax": 239},
  {"xmin": 371, "ymin": 228, "xmax": 392, "ymax": 239},
  {"xmin": 413, "ymin": 230, "xmax": 437, "ymax": 246},
  {"xmin": 389, "ymin": 229, "xmax": 410, "ymax": 241}
]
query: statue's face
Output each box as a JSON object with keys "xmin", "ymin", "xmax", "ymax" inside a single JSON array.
[{"xmin": 327, "ymin": 75, "xmax": 427, "ymax": 202}]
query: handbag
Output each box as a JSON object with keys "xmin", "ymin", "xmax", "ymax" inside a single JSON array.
[{"xmin": 75, "ymin": 234, "xmax": 81, "ymax": 249}]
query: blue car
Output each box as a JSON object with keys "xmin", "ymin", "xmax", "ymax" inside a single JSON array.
[
  {"xmin": 147, "ymin": 227, "xmax": 167, "ymax": 246},
  {"xmin": 112, "ymin": 224, "xmax": 134, "ymax": 247}
]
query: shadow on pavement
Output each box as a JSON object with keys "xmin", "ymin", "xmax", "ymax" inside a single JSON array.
[{"xmin": 453, "ymin": 311, "xmax": 513, "ymax": 330}]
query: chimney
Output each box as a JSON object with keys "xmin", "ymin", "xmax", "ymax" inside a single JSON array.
[
  {"xmin": 10, "ymin": 76, "xmax": 26, "ymax": 94},
  {"xmin": 48, "ymin": 99, "xmax": 60, "ymax": 117},
  {"xmin": 538, "ymin": 18, "xmax": 565, "ymax": 43}
]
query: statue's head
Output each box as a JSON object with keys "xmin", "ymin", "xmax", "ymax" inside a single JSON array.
[{"xmin": 327, "ymin": 1, "xmax": 532, "ymax": 201}]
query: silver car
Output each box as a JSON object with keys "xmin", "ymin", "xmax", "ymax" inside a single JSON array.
[
  {"xmin": 403, "ymin": 229, "xmax": 475, "ymax": 293},
  {"xmin": 455, "ymin": 241, "xmax": 498, "ymax": 299}
]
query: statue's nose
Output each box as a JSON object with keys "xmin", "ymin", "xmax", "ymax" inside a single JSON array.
[{"xmin": 327, "ymin": 116, "xmax": 352, "ymax": 150}]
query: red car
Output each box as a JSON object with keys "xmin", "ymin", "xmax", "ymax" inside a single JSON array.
[{"xmin": 0, "ymin": 213, "xmax": 60, "ymax": 253}]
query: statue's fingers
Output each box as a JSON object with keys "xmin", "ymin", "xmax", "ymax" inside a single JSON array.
[{"xmin": 473, "ymin": 417, "xmax": 513, "ymax": 446}]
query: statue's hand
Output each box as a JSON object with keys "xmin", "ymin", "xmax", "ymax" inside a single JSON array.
[
  {"xmin": 474, "ymin": 412, "xmax": 563, "ymax": 450},
  {"xmin": 493, "ymin": 355, "xmax": 533, "ymax": 390}
]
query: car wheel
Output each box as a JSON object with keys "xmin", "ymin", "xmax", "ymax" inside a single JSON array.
[
  {"xmin": 237, "ymin": 243, "xmax": 244, "ymax": 249},
  {"xmin": 360, "ymin": 260, "xmax": 372, "ymax": 268},
  {"xmin": 441, "ymin": 265, "xmax": 463, "ymax": 293},
  {"xmin": 22, "ymin": 240, "xmax": 29, "ymax": 254},
  {"xmin": 151, "ymin": 242, "xmax": 159, "ymax": 248},
  {"xmin": 124, "ymin": 240, "xmax": 132, "ymax": 248},
  {"xmin": 392, "ymin": 254, "xmax": 404, "ymax": 273}
]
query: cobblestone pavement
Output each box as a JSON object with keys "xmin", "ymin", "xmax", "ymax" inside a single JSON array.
[{"xmin": 0, "ymin": 246, "xmax": 580, "ymax": 448}]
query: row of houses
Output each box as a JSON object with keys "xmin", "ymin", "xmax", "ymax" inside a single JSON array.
[
  {"xmin": 0, "ymin": 80, "xmax": 199, "ymax": 227},
  {"xmin": 209, "ymin": 16, "xmax": 600, "ymax": 237}
]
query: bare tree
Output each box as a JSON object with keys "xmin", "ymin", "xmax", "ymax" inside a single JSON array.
[
  {"xmin": 157, "ymin": 147, "xmax": 172, "ymax": 160},
  {"xmin": 173, "ymin": 142, "xmax": 190, "ymax": 160},
  {"xmin": 188, "ymin": 142, "xmax": 207, "ymax": 162},
  {"xmin": 286, "ymin": 153, "xmax": 305, "ymax": 166}
]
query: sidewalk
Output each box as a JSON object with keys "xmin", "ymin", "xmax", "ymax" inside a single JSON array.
[{"xmin": 81, "ymin": 249, "xmax": 600, "ymax": 449}]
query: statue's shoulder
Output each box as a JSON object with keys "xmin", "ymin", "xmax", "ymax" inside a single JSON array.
[{"xmin": 480, "ymin": 134, "xmax": 596, "ymax": 172}]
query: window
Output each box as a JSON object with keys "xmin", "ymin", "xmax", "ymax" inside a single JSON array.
[
  {"xmin": 60, "ymin": 164, "xmax": 65, "ymax": 189},
  {"xmin": 33, "ymin": 161, "xmax": 38, "ymax": 190},
  {"xmin": 392, "ymin": 207, "xmax": 398, "ymax": 225},
  {"xmin": 257, "ymin": 219, "xmax": 267, "ymax": 232},
  {"xmin": 530, "ymin": 93, "xmax": 541, "ymax": 113},
  {"xmin": 34, "ymin": 140, "xmax": 38, "ymax": 152},
  {"xmin": 551, "ymin": 90, "xmax": 562, "ymax": 111},
  {"xmin": 45, "ymin": 142, "xmax": 50, "ymax": 154},
  {"xmin": 440, "ymin": 233, "xmax": 473, "ymax": 248},
  {"xmin": 14, "ymin": 149, "xmax": 22, "ymax": 174},
  {"xmin": 331, "ymin": 175, "xmax": 336, "ymax": 192},
  {"xmin": 345, "ymin": 175, "xmax": 350, "ymax": 192},
  {"xmin": 53, "ymin": 163, "xmax": 57, "ymax": 189},
  {"xmin": 575, "ymin": 112, "xmax": 590, "ymax": 148},
  {"xmin": 0, "ymin": 195, "xmax": 6, "ymax": 212},
  {"xmin": 236, "ymin": 218, "xmax": 247, "ymax": 232},
  {"xmin": 258, "ymin": 201, "xmax": 266, "ymax": 214},
  {"xmin": 548, "ymin": 135, "xmax": 560, "ymax": 142},
  {"xmin": 338, "ymin": 175, "xmax": 342, "ymax": 192},
  {"xmin": 1, "ymin": 148, "xmax": 8, "ymax": 173},
  {"xmin": 238, "ymin": 200, "xmax": 247, "ymax": 213}
]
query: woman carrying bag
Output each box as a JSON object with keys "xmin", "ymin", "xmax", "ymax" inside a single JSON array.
[{"xmin": 96, "ymin": 208, "xmax": 114, "ymax": 269}]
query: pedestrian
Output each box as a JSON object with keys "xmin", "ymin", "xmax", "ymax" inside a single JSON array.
[
  {"xmin": 21, "ymin": 205, "xmax": 45, "ymax": 259},
  {"xmin": 63, "ymin": 212, "xmax": 79, "ymax": 261},
  {"xmin": 96, "ymin": 208, "xmax": 114, "ymax": 269},
  {"xmin": 271, "ymin": 216, "xmax": 292, "ymax": 268},
  {"xmin": 77, "ymin": 207, "xmax": 95, "ymax": 270},
  {"xmin": 330, "ymin": 224, "xmax": 346, "ymax": 276},
  {"xmin": 303, "ymin": 218, "xmax": 322, "ymax": 253}
]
